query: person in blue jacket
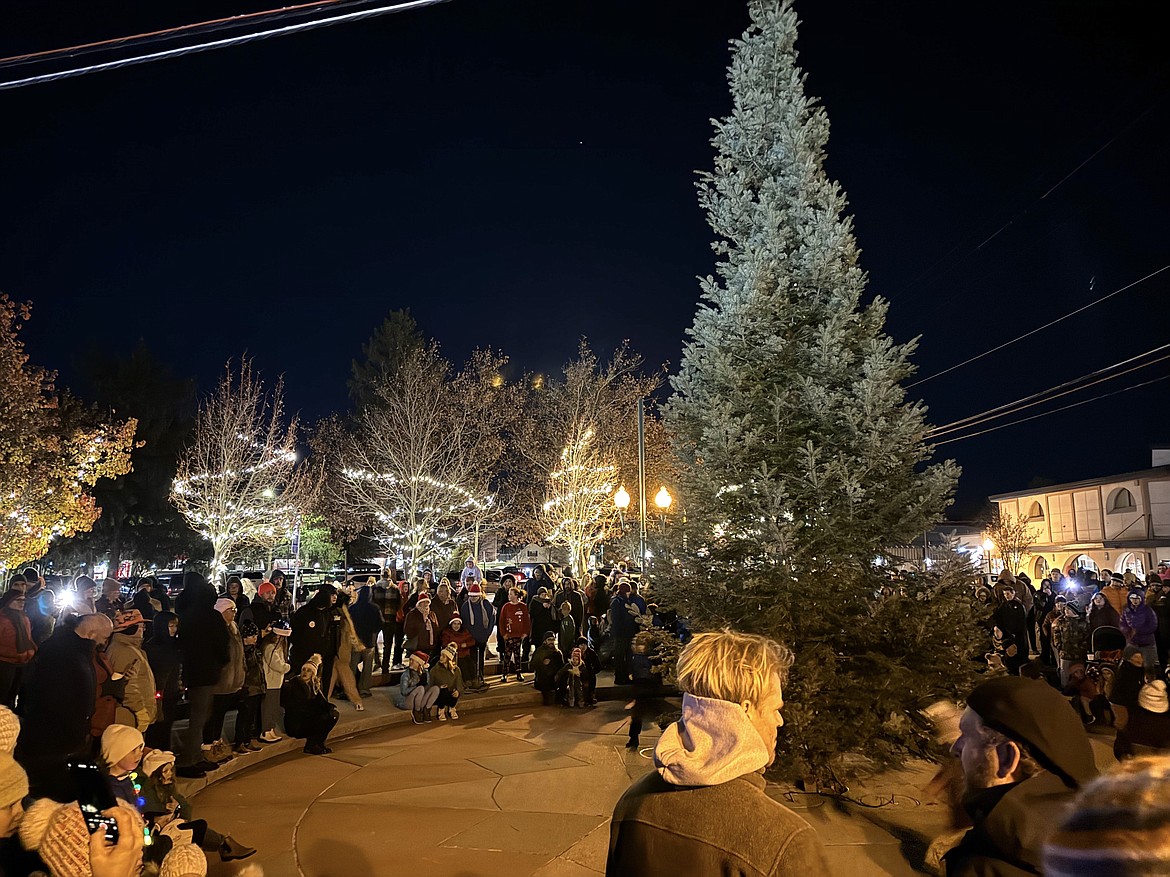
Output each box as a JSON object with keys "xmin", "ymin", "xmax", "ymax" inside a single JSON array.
[{"xmin": 459, "ymin": 583, "xmax": 496, "ymax": 690}]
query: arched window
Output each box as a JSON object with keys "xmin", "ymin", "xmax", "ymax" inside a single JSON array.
[
  {"xmin": 1027, "ymin": 501, "xmax": 1045, "ymax": 520},
  {"xmin": 1116, "ymin": 553, "xmax": 1145, "ymax": 577},
  {"xmin": 1033, "ymin": 556, "xmax": 1049, "ymax": 579},
  {"xmin": 1107, "ymin": 488, "xmax": 1136, "ymax": 513}
]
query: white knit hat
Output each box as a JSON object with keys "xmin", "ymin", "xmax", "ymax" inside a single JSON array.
[
  {"xmin": 100, "ymin": 723, "xmax": 144, "ymax": 768},
  {"xmin": 160, "ymin": 842, "xmax": 207, "ymax": 877},
  {"xmin": 1138, "ymin": 680, "xmax": 1169, "ymax": 714}
]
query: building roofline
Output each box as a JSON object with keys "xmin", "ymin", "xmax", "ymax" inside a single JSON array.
[{"xmin": 989, "ymin": 466, "xmax": 1170, "ymax": 501}]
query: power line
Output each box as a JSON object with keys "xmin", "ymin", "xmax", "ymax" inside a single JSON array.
[
  {"xmin": 932, "ymin": 373, "xmax": 1170, "ymax": 446},
  {"xmin": 908, "ymin": 262, "xmax": 1170, "ymax": 389},
  {"xmin": 926, "ymin": 343, "xmax": 1170, "ymax": 438},
  {"xmin": 0, "ymin": 0, "xmax": 451, "ymax": 92},
  {"xmin": 0, "ymin": 0, "xmax": 347, "ymax": 70}
]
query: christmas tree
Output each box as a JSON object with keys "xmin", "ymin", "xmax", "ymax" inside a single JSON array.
[{"xmin": 661, "ymin": 0, "xmax": 978, "ymax": 783}]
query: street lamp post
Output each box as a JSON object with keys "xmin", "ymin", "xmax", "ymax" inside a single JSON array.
[{"xmin": 637, "ymin": 398, "xmax": 647, "ymax": 573}]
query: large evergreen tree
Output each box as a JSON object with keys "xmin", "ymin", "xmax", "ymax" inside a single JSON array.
[{"xmin": 661, "ymin": 0, "xmax": 976, "ymax": 782}]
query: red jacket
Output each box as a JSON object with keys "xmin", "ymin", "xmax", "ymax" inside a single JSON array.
[
  {"xmin": 441, "ymin": 626, "xmax": 476, "ymax": 659},
  {"xmin": 0, "ymin": 611, "xmax": 35, "ymax": 665},
  {"xmin": 499, "ymin": 602, "xmax": 530, "ymax": 639}
]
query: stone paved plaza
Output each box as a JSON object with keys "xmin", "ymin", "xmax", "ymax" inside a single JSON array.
[{"xmin": 192, "ymin": 698, "xmax": 921, "ymax": 876}]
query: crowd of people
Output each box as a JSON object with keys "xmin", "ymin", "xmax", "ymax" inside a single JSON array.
[{"xmin": 0, "ymin": 557, "xmax": 667, "ymax": 875}]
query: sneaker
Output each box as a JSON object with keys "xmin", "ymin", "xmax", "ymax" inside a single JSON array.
[
  {"xmin": 304, "ymin": 743, "xmax": 328, "ymax": 755},
  {"xmin": 449, "ymin": 707, "xmax": 459, "ymax": 720},
  {"xmin": 259, "ymin": 731, "xmax": 283, "ymax": 744},
  {"xmin": 232, "ymin": 743, "xmax": 250, "ymax": 756},
  {"xmin": 438, "ymin": 709, "xmax": 448, "ymax": 722},
  {"xmin": 515, "ymin": 674, "xmax": 525, "ymax": 682}
]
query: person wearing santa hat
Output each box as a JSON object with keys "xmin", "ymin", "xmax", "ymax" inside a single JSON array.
[{"xmin": 459, "ymin": 583, "xmax": 496, "ymax": 690}]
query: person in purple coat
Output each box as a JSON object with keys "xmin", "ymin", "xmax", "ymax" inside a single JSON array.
[{"xmin": 1121, "ymin": 588, "xmax": 1160, "ymax": 672}]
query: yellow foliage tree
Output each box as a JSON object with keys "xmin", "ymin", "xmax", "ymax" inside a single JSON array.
[{"xmin": 0, "ymin": 296, "xmax": 137, "ymax": 572}]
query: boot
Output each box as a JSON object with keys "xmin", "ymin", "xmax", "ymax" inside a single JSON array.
[
  {"xmin": 411, "ymin": 709, "xmax": 424, "ymax": 725},
  {"xmin": 220, "ymin": 836, "xmax": 257, "ymax": 861},
  {"xmin": 423, "ymin": 707, "xmax": 434, "ymax": 723}
]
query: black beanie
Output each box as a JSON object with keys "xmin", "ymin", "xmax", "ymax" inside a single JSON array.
[{"xmin": 966, "ymin": 676, "xmax": 1098, "ymax": 789}]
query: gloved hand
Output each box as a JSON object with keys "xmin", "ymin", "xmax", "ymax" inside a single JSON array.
[{"xmin": 101, "ymin": 677, "xmax": 128, "ymax": 700}]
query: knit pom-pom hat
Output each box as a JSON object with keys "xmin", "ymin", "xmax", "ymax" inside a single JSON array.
[{"xmin": 160, "ymin": 842, "xmax": 207, "ymax": 877}]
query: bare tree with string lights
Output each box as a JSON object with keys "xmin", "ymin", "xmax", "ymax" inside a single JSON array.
[
  {"xmin": 320, "ymin": 343, "xmax": 514, "ymax": 574},
  {"xmin": 171, "ymin": 358, "xmax": 319, "ymax": 574},
  {"xmin": 541, "ymin": 424, "xmax": 619, "ymax": 578}
]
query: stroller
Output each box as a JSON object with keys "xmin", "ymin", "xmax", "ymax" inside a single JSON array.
[{"xmin": 1087, "ymin": 626, "xmax": 1126, "ymax": 701}]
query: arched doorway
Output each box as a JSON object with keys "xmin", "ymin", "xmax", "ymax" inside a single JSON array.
[
  {"xmin": 1116, "ymin": 552, "xmax": 1145, "ymax": 577},
  {"xmin": 1066, "ymin": 554, "xmax": 1098, "ymax": 575},
  {"xmin": 1033, "ymin": 556, "xmax": 1049, "ymax": 580}
]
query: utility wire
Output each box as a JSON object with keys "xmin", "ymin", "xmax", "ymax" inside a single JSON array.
[
  {"xmin": 0, "ymin": 0, "xmax": 451, "ymax": 92},
  {"xmin": 0, "ymin": 0, "xmax": 347, "ymax": 69},
  {"xmin": 933, "ymin": 373, "xmax": 1170, "ymax": 446},
  {"xmin": 908, "ymin": 262, "xmax": 1170, "ymax": 389},
  {"xmin": 926, "ymin": 343, "xmax": 1170, "ymax": 438}
]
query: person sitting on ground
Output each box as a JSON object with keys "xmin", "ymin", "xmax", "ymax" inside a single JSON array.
[
  {"xmin": 1043, "ymin": 754, "xmax": 1170, "ymax": 876},
  {"xmin": 1114, "ymin": 679, "xmax": 1170, "ymax": 761},
  {"xmin": 430, "ymin": 643, "xmax": 464, "ymax": 722},
  {"xmin": 393, "ymin": 651, "xmax": 439, "ymax": 725},
  {"xmin": 282, "ymin": 654, "xmax": 339, "ymax": 755},
  {"xmin": 532, "ymin": 631, "xmax": 565, "ymax": 706},
  {"xmin": 441, "ymin": 616, "xmax": 476, "ymax": 690},
  {"xmin": 260, "ymin": 620, "xmax": 291, "ymax": 743},
  {"xmin": 943, "ymin": 675, "xmax": 1098, "ymax": 876},
  {"xmin": 607, "ymin": 629, "xmax": 829, "ymax": 876},
  {"xmin": 135, "ymin": 748, "xmax": 255, "ymax": 863}
]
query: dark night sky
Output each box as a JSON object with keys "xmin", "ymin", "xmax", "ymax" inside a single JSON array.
[{"xmin": 2, "ymin": 0, "xmax": 1168, "ymax": 517}]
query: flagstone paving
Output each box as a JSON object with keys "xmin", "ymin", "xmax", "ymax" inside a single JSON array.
[{"xmin": 193, "ymin": 700, "xmax": 923, "ymax": 876}]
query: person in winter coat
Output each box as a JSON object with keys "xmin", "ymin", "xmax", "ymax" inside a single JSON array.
[
  {"xmin": 498, "ymin": 587, "xmax": 530, "ymax": 681},
  {"xmin": 555, "ymin": 647, "xmax": 587, "ymax": 708},
  {"xmin": 327, "ymin": 590, "xmax": 365, "ymax": 710},
  {"xmin": 90, "ymin": 630, "xmax": 123, "ymax": 746},
  {"xmin": 430, "ymin": 642, "xmax": 464, "ymax": 721},
  {"xmin": 403, "ymin": 593, "xmax": 439, "ymax": 662},
  {"xmin": 241, "ymin": 581, "xmax": 278, "ymax": 634},
  {"xmin": 1100, "ymin": 573, "xmax": 1130, "ymax": 616},
  {"xmin": 1108, "ymin": 647, "xmax": 1148, "ymax": 731},
  {"xmin": 441, "ymin": 616, "xmax": 477, "ymax": 690},
  {"xmin": 943, "ymin": 676, "xmax": 1098, "ymax": 877},
  {"xmin": 459, "ymin": 583, "xmax": 495, "ymax": 690},
  {"xmin": 130, "ymin": 578, "xmax": 161, "ymax": 624},
  {"xmin": 283, "ymin": 654, "xmax": 338, "ymax": 755},
  {"xmin": 609, "ymin": 582, "xmax": 646, "ymax": 685},
  {"xmin": 349, "ymin": 583, "xmax": 383, "ymax": 697},
  {"xmin": 260, "ymin": 622, "xmax": 292, "ymax": 742},
  {"xmin": 232, "ymin": 618, "xmax": 266, "ymax": 753},
  {"xmin": 1087, "ymin": 591, "xmax": 1121, "ymax": 637},
  {"xmin": 206, "ymin": 599, "xmax": 246, "ymax": 760},
  {"xmin": 991, "ymin": 584, "xmax": 1029, "ymax": 676},
  {"xmin": 269, "ymin": 568, "xmax": 295, "ymax": 624},
  {"xmin": 553, "ymin": 579, "xmax": 585, "ymax": 638},
  {"xmin": 175, "ymin": 572, "xmax": 229, "ymax": 778},
  {"xmin": 1052, "ymin": 601, "xmax": 1091, "ymax": 687},
  {"xmin": 585, "ymin": 575, "xmax": 609, "ymax": 646},
  {"xmin": 290, "ymin": 585, "xmax": 337, "ymax": 684},
  {"xmin": 556, "ymin": 601, "xmax": 577, "ymax": 657},
  {"xmin": 16, "ymin": 614, "xmax": 111, "ymax": 800},
  {"xmin": 0, "ymin": 589, "xmax": 36, "ymax": 708},
  {"xmin": 105, "ymin": 609, "xmax": 157, "ymax": 732},
  {"xmin": 431, "ymin": 581, "xmax": 459, "ymax": 639},
  {"xmin": 532, "ymin": 631, "xmax": 565, "ymax": 706},
  {"xmin": 375, "ymin": 573, "xmax": 404, "ymax": 673},
  {"xmin": 392, "ymin": 650, "xmax": 439, "ymax": 724},
  {"xmin": 143, "ymin": 611, "xmax": 181, "ymax": 751},
  {"xmin": 1114, "ymin": 681, "xmax": 1170, "ymax": 760},
  {"xmin": 608, "ymin": 630, "xmax": 828, "ymax": 877},
  {"xmin": 221, "ymin": 577, "xmax": 250, "ymax": 613},
  {"xmin": 529, "ymin": 588, "xmax": 558, "ymax": 652},
  {"xmin": 1034, "ymin": 580, "xmax": 1057, "ymax": 665},
  {"xmin": 1121, "ymin": 588, "xmax": 1160, "ymax": 670}
]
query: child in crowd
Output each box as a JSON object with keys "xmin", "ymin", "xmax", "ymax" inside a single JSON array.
[
  {"xmin": 235, "ymin": 619, "xmax": 266, "ymax": 754},
  {"xmin": 431, "ymin": 643, "xmax": 464, "ymax": 722},
  {"xmin": 260, "ymin": 620, "xmax": 292, "ymax": 743},
  {"xmin": 572, "ymin": 636, "xmax": 600, "ymax": 706},
  {"xmin": 441, "ymin": 617, "xmax": 477, "ymax": 690},
  {"xmin": 393, "ymin": 651, "xmax": 439, "ymax": 724},
  {"xmin": 556, "ymin": 648, "xmax": 586, "ymax": 708},
  {"xmin": 498, "ymin": 587, "xmax": 530, "ymax": 682}
]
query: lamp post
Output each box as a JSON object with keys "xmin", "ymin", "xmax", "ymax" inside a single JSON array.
[{"xmin": 637, "ymin": 398, "xmax": 647, "ymax": 573}]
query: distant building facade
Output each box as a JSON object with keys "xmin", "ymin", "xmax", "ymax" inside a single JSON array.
[{"xmin": 989, "ymin": 447, "xmax": 1170, "ymax": 580}]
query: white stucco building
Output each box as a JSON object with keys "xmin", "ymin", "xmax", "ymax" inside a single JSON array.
[{"xmin": 988, "ymin": 447, "xmax": 1170, "ymax": 579}]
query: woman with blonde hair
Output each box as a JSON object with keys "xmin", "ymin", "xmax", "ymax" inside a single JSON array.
[
  {"xmin": 326, "ymin": 588, "xmax": 366, "ymax": 710},
  {"xmin": 283, "ymin": 654, "xmax": 339, "ymax": 755}
]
